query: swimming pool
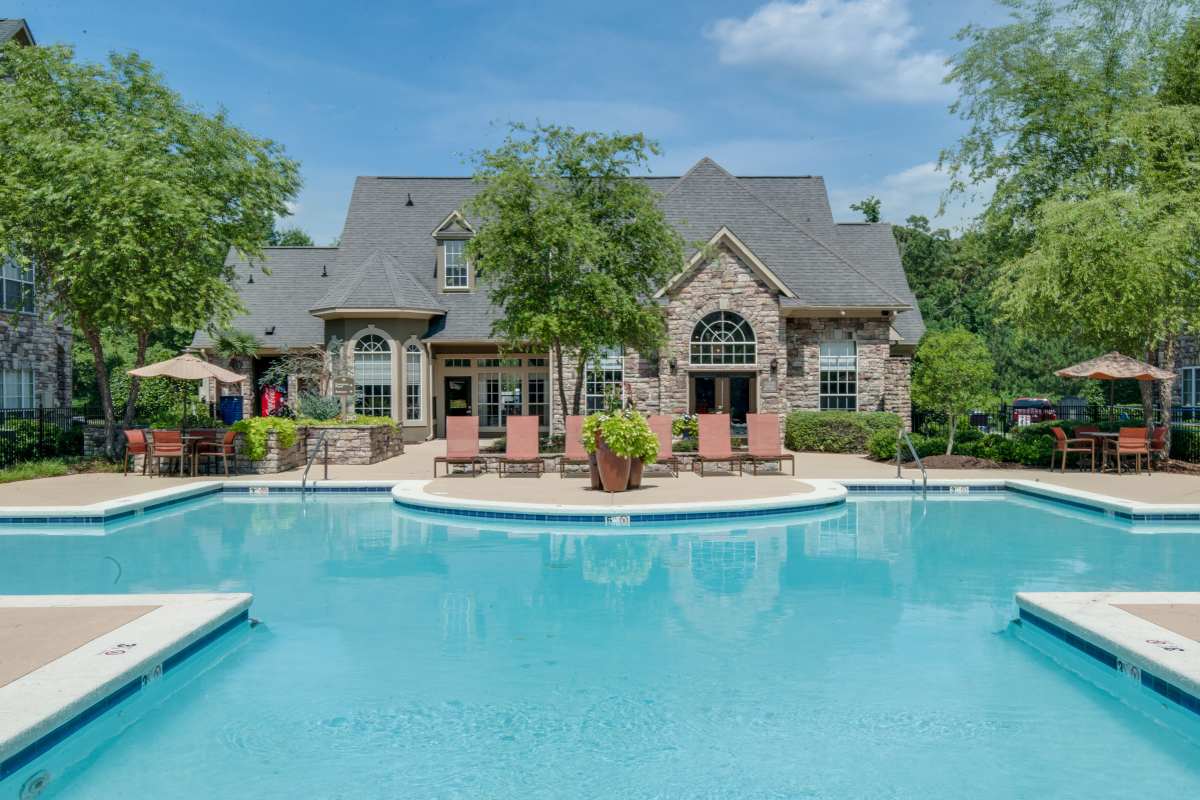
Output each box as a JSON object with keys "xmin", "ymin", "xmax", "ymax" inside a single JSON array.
[{"xmin": 3, "ymin": 491, "xmax": 1200, "ymax": 798}]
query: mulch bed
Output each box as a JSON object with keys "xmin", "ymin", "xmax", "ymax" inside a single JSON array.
[{"xmin": 919, "ymin": 454, "xmax": 1004, "ymax": 469}]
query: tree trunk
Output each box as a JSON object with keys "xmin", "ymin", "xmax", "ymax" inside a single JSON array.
[
  {"xmin": 571, "ymin": 352, "xmax": 587, "ymax": 415},
  {"xmin": 553, "ymin": 341, "xmax": 570, "ymax": 427},
  {"xmin": 1139, "ymin": 362, "xmax": 1155, "ymax": 430},
  {"xmin": 946, "ymin": 413, "xmax": 957, "ymax": 456},
  {"xmin": 121, "ymin": 330, "xmax": 149, "ymax": 431},
  {"xmin": 1158, "ymin": 336, "xmax": 1176, "ymax": 454},
  {"xmin": 82, "ymin": 324, "xmax": 119, "ymax": 459}
]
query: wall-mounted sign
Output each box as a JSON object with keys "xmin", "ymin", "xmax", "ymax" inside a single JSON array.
[{"xmin": 333, "ymin": 377, "xmax": 355, "ymax": 396}]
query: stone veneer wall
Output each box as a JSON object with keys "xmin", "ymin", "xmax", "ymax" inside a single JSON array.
[
  {"xmin": 549, "ymin": 243, "xmax": 914, "ymax": 431},
  {"xmin": 0, "ymin": 313, "xmax": 73, "ymax": 408},
  {"xmin": 301, "ymin": 425, "xmax": 405, "ymax": 465}
]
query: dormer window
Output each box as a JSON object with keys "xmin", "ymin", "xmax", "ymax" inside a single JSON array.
[{"xmin": 444, "ymin": 240, "xmax": 468, "ymax": 289}]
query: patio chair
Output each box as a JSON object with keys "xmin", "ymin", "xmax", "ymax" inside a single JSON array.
[
  {"xmin": 499, "ymin": 415, "xmax": 544, "ymax": 477},
  {"xmin": 648, "ymin": 415, "xmax": 680, "ymax": 477},
  {"xmin": 744, "ymin": 413, "xmax": 795, "ymax": 475},
  {"xmin": 1107, "ymin": 427, "xmax": 1150, "ymax": 475},
  {"xmin": 434, "ymin": 416, "xmax": 486, "ymax": 477},
  {"xmin": 1050, "ymin": 427, "xmax": 1094, "ymax": 473},
  {"xmin": 122, "ymin": 429, "xmax": 148, "ymax": 476},
  {"xmin": 559, "ymin": 415, "xmax": 590, "ymax": 477},
  {"xmin": 149, "ymin": 430, "xmax": 185, "ymax": 477},
  {"xmin": 1149, "ymin": 425, "xmax": 1168, "ymax": 464},
  {"xmin": 695, "ymin": 414, "xmax": 742, "ymax": 476},
  {"xmin": 199, "ymin": 430, "xmax": 238, "ymax": 477}
]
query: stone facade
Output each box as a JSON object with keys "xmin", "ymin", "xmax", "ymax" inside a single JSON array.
[
  {"xmin": 550, "ymin": 243, "xmax": 915, "ymax": 431},
  {"xmin": 301, "ymin": 425, "xmax": 405, "ymax": 466},
  {"xmin": 0, "ymin": 312, "xmax": 72, "ymax": 408}
]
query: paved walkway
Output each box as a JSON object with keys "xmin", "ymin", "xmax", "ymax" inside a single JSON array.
[{"xmin": 0, "ymin": 440, "xmax": 1198, "ymax": 507}]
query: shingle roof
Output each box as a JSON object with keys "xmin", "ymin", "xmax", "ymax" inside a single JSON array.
[
  {"xmin": 191, "ymin": 247, "xmax": 337, "ymax": 350},
  {"xmin": 311, "ymin": 250, "xmax": 443, "ymax": 313},
  {"xmin": 0, "ymin": 19, "xmax": 34, "ymax": 45},
  {"xmin": 218, "ymin": 158, "xmax": 924, "ymax": 346}
]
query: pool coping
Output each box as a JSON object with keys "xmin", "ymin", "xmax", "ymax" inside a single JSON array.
[
  {"xmin": 0, "ymin": 593, "xmax": 252, "ymax": 779},
  {"xmin": 1015, "ymin": 592, "xmax": 1200, "ymax": 723},
  {"xmin": 0, "ymin": 476, "xmax": 1199, "ymax": 527}
]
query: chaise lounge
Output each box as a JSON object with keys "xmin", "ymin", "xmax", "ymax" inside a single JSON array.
[
  {"xmin": 499, "ymin": 415, "xmax": 544, "ymax": 477},
  {"xmin": 695, "ymin": 413, "xmax": 742, "ymax": 476},
  {"xmin": 434, "ymin": 416, "xmax": 487, "ymax": 477},
  {"xmin": 743, "ymin": 413, "xmax": 794, "ymax": 475}
]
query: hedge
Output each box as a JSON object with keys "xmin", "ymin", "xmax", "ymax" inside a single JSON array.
[{"xmin": 785, "ymin": 411, "xmax": 902, "ymax": 453}]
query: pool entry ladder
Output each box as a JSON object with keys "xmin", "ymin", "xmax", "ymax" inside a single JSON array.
[{"xmin": 896, "ymin": 427, "xmax": 928, "ymax": 497}]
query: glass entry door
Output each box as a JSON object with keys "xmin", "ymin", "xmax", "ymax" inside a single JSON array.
[
  {"xmin": 444, "ymin": 376, "xmax": 472, "ymax": 417},
  {"xmin": 689, "ymin": 373, "xmax": 756, "ymax": 424}
]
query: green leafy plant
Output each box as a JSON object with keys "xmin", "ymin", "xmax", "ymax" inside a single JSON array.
[
  {"xmin": 298, "ymin": 393, "xmax": 341, "ymax": 421},
  {"xmin": 786, "ymin": 411, "xmax": 901, "ymax": 453},
  {"xmin": 672, "ymin": 414, "xmax": 698, "ymax": 439},
  {"xmin": 581, "ymin": 411, "xmax": 658, "ymax": 463},
  {"xmin": 230, "ymin": 417, "xmax": 297, "ymax": 461}
]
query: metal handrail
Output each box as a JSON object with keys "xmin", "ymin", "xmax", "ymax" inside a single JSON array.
[
  {"xmin": 301, "ymin": 429, "xmax": 329, "ymax": 495},
  {"xmin": 896, "ymin": 427, "xmax": 928, "ymax": 497}
]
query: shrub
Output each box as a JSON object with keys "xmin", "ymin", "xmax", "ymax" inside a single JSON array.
[
  {"xmin": 867, "ymin": 430, "xmax": 949, "ymax": 461},
  {"xmin": 0, "ymin": 419, "xmax": 84, "ymax": 463},
  {"xmin": 673, "ymin": 414, "xmax": 698, "ymax": 439},
  {"xmin": 785, "ymin": 411, "xmax": 901, "ymax": 453},
  {"xmin": 296, "ymin": 414, "xmax": 398, "ymax": 428},
  {"xmin": 231, "ymin": 416, "xmax": 297, "ymax": 460},
  {"xmin": 298, "ymin": 393, "xmax": 341, "ymax": 421}
]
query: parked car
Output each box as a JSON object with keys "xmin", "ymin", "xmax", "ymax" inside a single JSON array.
[{"xmin": 1011, "ymin": 397, "xmax": 1056, "ymax": 425}]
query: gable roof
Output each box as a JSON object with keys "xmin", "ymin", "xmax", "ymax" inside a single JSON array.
[
  {"xmin": 656, "ymin": 226, "xmax": 796, "ymax": 299},
  {"xmin": 311, "ymin": 250, "xmax": 443, "ymax": 316},
  {"xmin": 832, "ymin": 223, "xmax": 925, "ymax": 343},
  {"xmin": 191, "ymin": 247, "xmax": 337, "ymax": 351},
  {"xmin": 0, "ymin": 19, "xmax": 35, "ymax": 46}
]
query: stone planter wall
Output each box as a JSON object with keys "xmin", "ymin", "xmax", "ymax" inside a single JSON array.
[
  {"xmin": 236, "ymin": 430, "xmax": 307, "ymax": 474},
  {"xmin": 300, "ymin": 425, "xmax": 405, "ymax": 465}
]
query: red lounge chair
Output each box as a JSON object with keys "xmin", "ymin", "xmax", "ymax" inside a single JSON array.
[
  {"xmin": 500, "ymin": 415, "xmax": 544, "ymax": 477},
  {"xmin": 744, "ymin": 413, "xmax": 794, "ymax": 475},
  {"xmin": 648, "ymin": 415, "xmax": 679, "ymax": 477},
  {"xmin": 1050, "ymin": 427, "xmax": 1094, "ymax": 473},
  {"xmin": 1109, "ymin": 426, "xmax": 1150, "ymax": 475},
  {"xmin": 150, "ymin": 430, "xmax": 185, "ymax": 477},
  {"xmin": 199, "ymin": 430, "xmax": 239, "ymax": 476},
  {"xmin": 434, "ymin": 417, "xmax": 486, "ymax": 477},
  {"xmin": 695, "ymin": 414, "xmax": 742, "ymax": 476},
  {"xmin": 559, "ymin": 415, "xmax": 589, "ymax": 476},
  {"xmin": 122, "ymin": 429, "xmax": 148, "ymax": 476},
  {"xmin": 1149, "ymin": 425, "xmax": 1168, "ymax": 464}
]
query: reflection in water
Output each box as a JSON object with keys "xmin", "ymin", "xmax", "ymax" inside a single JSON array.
[{"xmin": 580, "ymin": 536, "xmax": 659, "ymax": 588}]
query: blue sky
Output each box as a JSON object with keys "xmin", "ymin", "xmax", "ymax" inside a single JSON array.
[{"xmin": 14, "ymin": 0, "xmax": 1006, "ymax": 244}]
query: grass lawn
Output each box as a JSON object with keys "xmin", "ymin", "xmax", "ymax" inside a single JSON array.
[{"xmin": 0, "ymin": 458, "xmax": 123, "ymax": 484}]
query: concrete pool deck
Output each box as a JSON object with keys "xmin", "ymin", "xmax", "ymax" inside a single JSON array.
[
  {"xmin": 0, "ymin": 594, "xmax": 252, "ymax": 780},
  {"xmin": 2, "ymin": 441, "xmax": 1200, "ymax": 508}
]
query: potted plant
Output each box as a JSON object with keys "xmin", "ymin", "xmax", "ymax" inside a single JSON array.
[{"xmin": 582, "ymin": 411, "xmax": 659, "ymax": 492}]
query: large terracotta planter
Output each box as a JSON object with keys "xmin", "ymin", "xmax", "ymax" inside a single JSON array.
[
  {"xmin": 627, "ymin": 458, "xmax": 644, "ymax": 489},
  {"xmin": 595, "ymin": 437, "xmax": 631, "ymax": 493}
]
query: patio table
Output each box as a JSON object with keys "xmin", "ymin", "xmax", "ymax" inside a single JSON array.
[
  {"xmin": 1078, "ymin": 431, "xmax": 1118, "ymax": 472},
  {"xmin": 180, "ymin": 435, "xmax": 205, "ymax": 476}
]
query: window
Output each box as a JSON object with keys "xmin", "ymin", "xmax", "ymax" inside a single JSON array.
[
  {"xmin": 819, "ymin": 340, "xmax": 857, "ymax": 410},
  {"xmin": 527, "ymin": 358, "xmax": 547, "ymax": 367},
  {"xmin": 443, "ymin": 358, "xmax": 470, "ymax": 368},
  {"xmin": 444, "ymin": 240, "xmax": 468, "ymax": 289},
  {"xmin": 478, "ymin": 372, "xmax": 521, "ymax": 427},
  {"xmin": 690, "ymin": 311, "xmax": 755, "ymax": 365},
  {"xmin": 477, "ymin": 358, "xmax": 521, "ymax": 368},
  {"xmin": 1182, "ymin": 367, "xmax": 1200, "ymax": 406},
  {"xmin": 2, "ymin": 259, "xmax": 34, "ymax": 314},
  {"xmin": 354, "ymin": 334, "xmax": 392, "ymax": 416},
  {"xmin": 528, "ymin": 373, "xmax": 548, "ymax": 427},
  {"xmin": 585, "ymin": 347, "xmax": 624, "ymax": 412},
  {"xmin": 1, "ymin": 368, "xmax": 35, "ymax": 409},
  {"xmin": 405, "ymin": 343, "xmax": 422, "ymax": 422}
]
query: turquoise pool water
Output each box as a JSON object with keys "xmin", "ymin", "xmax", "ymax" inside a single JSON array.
[{"xmin": 3, "ymin": 492, "xmax": 1200, "ymax": 798}]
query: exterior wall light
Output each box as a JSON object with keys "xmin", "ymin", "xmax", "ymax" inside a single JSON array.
[
  {"xmin": 668, "ymin": 357, "xmax": 677, "ymax": 374},
  {"xmin": 770, "ymin": 358, "xmax": 779, "ymax": 375}
]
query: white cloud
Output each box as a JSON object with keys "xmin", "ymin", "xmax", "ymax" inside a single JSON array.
[
  {"xmin": 830, "ymin": 161, "xmax": 988, "ymax": 230},
  {"xmin": 706, "ymin": 0, "xmax": 951, "ymax": 104}
]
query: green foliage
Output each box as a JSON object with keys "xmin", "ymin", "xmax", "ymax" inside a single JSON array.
[
  {"xmin": 1159, "ymin": 16, "xmax": 1200, "ymax": 105},
  {"xmin": 0, "ymin": 42, "xmax": 300, "ymax": 455},
  {"xmin": 785, "ymin": 411, "xmax": 901, "ymax": 453},
  {"xmin": 912, "ymin": 329, "xmax": 996, "ymax": 454},
  {"xmin": 581, "ymin": 411, "xmax": 658, "ymax": 463},
  {"xmin": 297, "ymin": 393, "xmax": 341, "ymax": 421},
  {"xmin": 850, "ymin": 196, "xmax": 882, "ymax": 223},
  {"xmin": 866, "ymin": 429, "xmax": 947, "ymax": 461},
  {"xmin": 0, "ymin": 420, "xmax": 84, "ymax": 463},
  {"xmin": 0, "ymin": 459, "xmax": 70, "ymax": 483},
  {"xmin": 295, "ymin": 415, "xmax": 397, "ymax": 428},
  {"xmin": 214, "ymin": 329, "xmax": 261, "ymax": 362},
  {"xmin": 672, "ymin": 414, "xmax": 698, "ymax": 439},
  {"xmin": 268, "ymin": 225, "xmax": 314, "ymax": 246},
  {"xmin": 230, "ymin": 416, "xmax": 297, "ymax": 460},
  {"xmin": 466, "ymin": 123, "xmax": 685, "ymax": 415}
]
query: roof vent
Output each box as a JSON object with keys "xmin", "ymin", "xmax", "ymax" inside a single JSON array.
[
  {"xmin": 247, "ymin": 274, "xmax": 254, "ymax": 284},
  {"xmin": 264, "ymin": 326, "xmax": 275, "ymax": 336},
  {"xmin": 321, "ymin": 264, "xmax": 328, "ymax": 277},
  {"xmin": 405, "ymin": 193, "xmax": 414, "ymax": 207}
]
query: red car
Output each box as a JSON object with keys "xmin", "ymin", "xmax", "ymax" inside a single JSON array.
[{"xmin": 1011, "ymin": 397, "xmax": 1056, "ymax": 424}]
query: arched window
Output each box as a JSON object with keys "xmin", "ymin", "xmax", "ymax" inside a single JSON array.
[
  {"xmin": 690, "ymin": 311, "xmax": 756, "ymax": 365},
  {"xmin": 405, "ymin": 342, "xmax": 423, "ymax": 422},
  {"xmin": 354, "ymin": 334, "xmax": 392, "ymax": 417}
]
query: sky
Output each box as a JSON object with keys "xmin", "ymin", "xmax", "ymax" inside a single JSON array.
[{"xmin": 13, "ymin": 0, "xmax": 1008, "ymax": 244}]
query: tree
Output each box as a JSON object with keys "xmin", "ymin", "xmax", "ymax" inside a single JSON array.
[
  {"xmin": 466, "ymin": 123, "xmax": 684, "ymax": 416},
  {"xmin": 0, "ymin": 44, "xmax": 300, "ymax": 455},
  {"xmin": 268, "ymin": 225, "xmax": 314, "ymax": 246},
  {"xmin": 911, "ymin": 329, "xmax": 996, "ymax": 454},
  {"xmin": 850, "ymin": 196, "xmax": 881, "ymax": 223}
]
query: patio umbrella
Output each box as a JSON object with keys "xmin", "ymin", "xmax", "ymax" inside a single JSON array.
[
  {"xmin": 128, "ymin": 354, "xmax": 246, "ymax": 426},
  {"xmin": 1055, "ymin": 351, "xmax": 1174, "ymax": 405}
]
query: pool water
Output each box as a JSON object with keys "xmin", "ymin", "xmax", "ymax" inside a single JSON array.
[{"xmin": 3, "ymin": 493, "xmax": 1200, "ymax": 798}]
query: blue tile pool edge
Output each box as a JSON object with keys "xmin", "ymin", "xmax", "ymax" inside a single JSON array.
[
  {"xmin": 1016, "ymin": 608, "xmax": 1200, "ymax": 720},
  {"xmin": 392, "ymin": 497, "xmax": 846, "ymax": 525},
  {"xmin": 0, "ymin": 608, "xmax": 250, "ymax": 781}
]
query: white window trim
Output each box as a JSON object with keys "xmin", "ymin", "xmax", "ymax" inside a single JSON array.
[
  {"xmin": 347, "ymin": 326, "xmax": 398, "ymax": 420},
  {"xmin": 1, "ymin": 259, "xmax": 35, "ymax": 316},
  {"xmin": 584, "ymin": 346, "xmax": 625, "ymax": 413},
  {"xmin": 818, "ymin": 339, "xmax": 858, "ymax": 411},
  {"xmin": 442, "ymin": 239, "xmax": 470, "ymax": 290},
  {"xmin": 401, "ymin": 336, "xmax": 427, "ymax": 426},
  {"xmin": 1181, "ymin": 365, "xmax": 1200, "ymax": 406},
  {"xmin": 1, "ymin": 367, "xmax": 37, "ymax": 409}
]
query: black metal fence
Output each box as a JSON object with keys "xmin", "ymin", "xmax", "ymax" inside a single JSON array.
[
  {"xmin": 0, "ymin": 406, "xmax": 92, "ymax": 469},
  {"xmin": 912, "ymin": 402, "xmax": 1200, "ymax": 463}
]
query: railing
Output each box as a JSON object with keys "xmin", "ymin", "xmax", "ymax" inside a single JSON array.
[
  {"xmin": 0, "ymin": 406, "xmax": 89, "ymax": 469},
  {"xmin": 896, "ymin": 427, "xmax": 928, "ymax": 497},
  {"xmin": 301, "ymin": 429, "xmax": 329, "ymax": 495}
]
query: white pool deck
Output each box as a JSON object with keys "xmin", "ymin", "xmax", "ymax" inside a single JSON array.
[{"xmin": 0, "ymin": 594, "xmax": 251, "ymax": 768}]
